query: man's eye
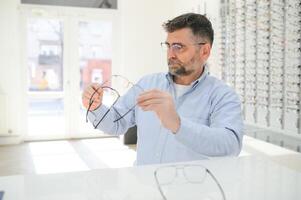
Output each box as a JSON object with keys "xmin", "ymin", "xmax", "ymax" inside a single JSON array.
[{"xmin": 172, "ymin": 44, "xmax": 183, "ymax": 50}]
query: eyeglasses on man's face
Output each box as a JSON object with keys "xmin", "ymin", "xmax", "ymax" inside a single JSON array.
[
  {"xmin": 154, "ymin": 164, "xmax": 226, "ymax": 200},
  {"xmin": 160, "ymin": 42, "xmax": 206, "ymax": 54},
  {"xmin": 85, "ymin": 75, "xmax": 144, "ymax": 129}
]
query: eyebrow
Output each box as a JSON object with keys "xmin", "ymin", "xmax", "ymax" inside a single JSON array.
[{"xmin": 165, "ymin": 42, "xmax": 184, "ymax": 46}]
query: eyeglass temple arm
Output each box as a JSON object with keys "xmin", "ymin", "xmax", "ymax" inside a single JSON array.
[
  {"xmin": 113, "ymin": 84, "xmax": 144, "ymax": 123},
  {"xmin": 113, "ymin": 104, "xmax": 136, "ymax": 123},
  {"xmin": 154, "ymin": 170, "xmax": 168, "ymax": 200},
  {"xmin": 88, "ymin": 85, "xmax": 119, "ymax": 113},
  {"xmin": 92, "ymin": 86, "xmax": 120, "ymax": 129},
  {"xmin": 86, "ymin": 86, "xmax": 104, "ymax": 122},
  {"xmin": 153, "ymin": 167, "xmax": 227, "ymax": 200},
  {"xmin": 206, "ymin": 169, "xmax": 227, "ymax": 200}
]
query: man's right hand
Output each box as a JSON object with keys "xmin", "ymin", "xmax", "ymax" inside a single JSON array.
[{"xmin": 82, "ymin": 83, "xmax": 103, "ymax": 111}]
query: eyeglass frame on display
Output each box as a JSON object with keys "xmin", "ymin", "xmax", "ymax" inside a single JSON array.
[{"xmin": 154, "ymin": 164, "xmax": 226, "ymax": 200}]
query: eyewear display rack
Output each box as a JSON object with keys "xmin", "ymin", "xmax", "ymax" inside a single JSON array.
[{"xmin": 220, "ymin": 0, "xmax": 301, "ymax": 151}]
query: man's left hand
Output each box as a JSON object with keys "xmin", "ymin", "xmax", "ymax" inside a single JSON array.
[{"xmin": 137, "ymin": 89, "xmax": 180, "ymax": 133}]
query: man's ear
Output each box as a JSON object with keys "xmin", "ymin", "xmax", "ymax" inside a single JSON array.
[{"xmin": 201, "ymin": 43, "xmax": 211, "ymax": 60}]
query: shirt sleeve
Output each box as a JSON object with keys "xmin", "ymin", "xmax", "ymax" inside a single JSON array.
[{"xmin": 174, "ymin": 87, "xmax": 244, "ymax": 157}]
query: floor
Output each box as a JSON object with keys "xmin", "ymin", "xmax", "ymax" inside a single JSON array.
[{"xmin": 0, "ymin": 136, "xmax": 300, "ymax": 176}]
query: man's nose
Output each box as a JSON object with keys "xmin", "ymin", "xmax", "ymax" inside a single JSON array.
[{"xmin": 167, "ymin": 48, "xmax": 176, "ymax": 60}]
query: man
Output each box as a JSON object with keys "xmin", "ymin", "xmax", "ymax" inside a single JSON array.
[{"xmin": 82, "ymin": 13, "xmax": 244, "ymax": 165}]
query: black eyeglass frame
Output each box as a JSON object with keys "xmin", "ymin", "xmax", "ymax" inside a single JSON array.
[{"xmin": 85, "ymin": 75, "xmax": 144, "ymax": 129}]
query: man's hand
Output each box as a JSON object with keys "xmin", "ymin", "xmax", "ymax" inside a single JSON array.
[
  {"xmin": 137, "ymin": 89, "xmax": 180, "ymax": 133},
  {"xmin": 82, "ymin": 83, "xmax": 103, "ymax": 111}
]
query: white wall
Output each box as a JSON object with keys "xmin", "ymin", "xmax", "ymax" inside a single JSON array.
[
  {"xmin": 119, "ymin": 0, "xmax": 174, "ymax": 82},
  {"xmin": 0, "ymin": 0, "xmax": 24, "ymax": 143}
]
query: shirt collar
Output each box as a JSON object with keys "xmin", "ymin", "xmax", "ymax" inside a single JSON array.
[{"xmin": 165, "ymin": 64, "xmax": 209, "ymax": 88}]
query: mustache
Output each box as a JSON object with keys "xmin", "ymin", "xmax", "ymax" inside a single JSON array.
[{"xmin": 168, "ymin": 59, "xmax": 183, "ymax": 66}]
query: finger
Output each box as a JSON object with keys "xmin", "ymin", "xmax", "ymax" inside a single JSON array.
[
  {"xmin": 82, "ymin": 98, "xmax": 92, "ymax": 109},
  {"xmin": 82, "ymin": 98, "xmax": 90, "ymax": 106},
  {"xmin": 83, "ymin": 96, "xmax": 102, "ymax": 110},
  {"xmin": 83, "ymin": 90, "xmax": 95, "ymax": 98},
  {"xmin": 92, "ymin": 87, "xmax": 103, "ymax": 95},
  {"xmin": 138, "ymin": 89, "xmax": 163, "ymax": 97},
  {"xmin": 86, "ymin": 85, "xmax": 103, "ymax": 96},
  {"xmin": 137, "ymin": 98, "xmax": 163, "ymax": 107},
  {"xmin": 82, "ymin": 92, "xmax": 102, "ymax": 110},
  {"xmin": 88, "ymin": 86, "xmax": 103, "ymax": 96},
  {"xmin": 141, "ymin": 89, "xmax": 163, "ymax": 95},
  {"xmin": 91, "ymin": 83, "xmax": 103, "ymax": 93},
  {"xmin": 82, "ymin": 92, "xmax": 101, "ymax": 101},
  {"xmin": 91, "ymin": 101, "xmax": 101, "ymax": 108},
  {"xmin": 137, "ymin": 96, "xmax": 165, "ymax": 105},
  {"xmin": 91, "ymin": 83, "xmax": 102, "ymax": 89},
  {"xmin": 85, "ymin": 99, "xmax": 101, "ymax": 110},
  {"xmin": 137, "ymin": 91, "xmax": 165, "ymax": 103},
  {"xmin": 85, "ymin": 84, "xmax": 102, "ymax": 95},
  {"xmin": 92, "ymin": 99, "xmax": 101, "ymax": 105},
  {"xmin": 90, "ymin": 98, "xmax": 101, "ymax": 105},
  {"xmin": 87, "ymin": 97, "xmax": 101, "ymax": 104},
  {"xmin": 83, "ymin": 88, "xmax": 98, "ymax": 99},
  {"xmin": 140, "ymin": 104, "xmax": 157, "ymax": 112}
]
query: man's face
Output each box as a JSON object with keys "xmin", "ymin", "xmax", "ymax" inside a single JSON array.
[{"xmin": 165, "ymin": 28, "xmax": 207, "ymax": 77}]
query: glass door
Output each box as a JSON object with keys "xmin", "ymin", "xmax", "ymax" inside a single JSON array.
[
  {"xmin": 26, "ymin": 18, "xmax": 66, "ymax": 139},
  {"xmin": 21, "ymin": 6, "xmax": 119, "ymax": 140},
  {"xmin": 77, "ymin": 21, "xmax": 113, "ymax": 135}
]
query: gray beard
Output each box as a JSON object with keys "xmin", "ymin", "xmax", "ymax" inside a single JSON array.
[{"xmin": 168, "ymin": 65, "xmax": 193, "ymax": 76}]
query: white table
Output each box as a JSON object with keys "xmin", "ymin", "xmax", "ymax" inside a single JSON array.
[{"xmin": 0, "ymin": 156, "xmax": 300, "ymax": 200}]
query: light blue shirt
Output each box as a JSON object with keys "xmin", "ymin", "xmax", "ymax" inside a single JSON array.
[{"xmin": 88, "ymin": 68, "xmax": 244, "ymax": 165}]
